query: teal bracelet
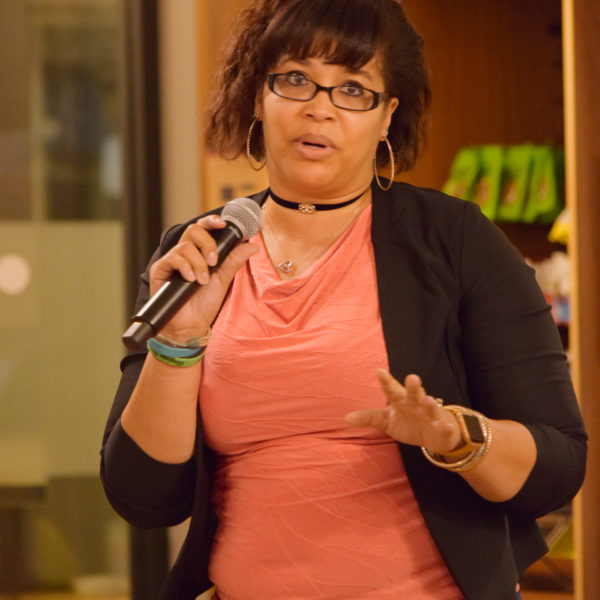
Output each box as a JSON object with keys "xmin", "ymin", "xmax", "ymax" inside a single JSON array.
[
  {"xmin": 147, "ymin": 336, "xmax": 203, "ymax": 358},
  {"xmin": 147, "ymin": 346, "xmax": 205, "ymax": 368}
]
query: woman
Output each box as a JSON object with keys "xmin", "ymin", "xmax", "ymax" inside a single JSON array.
[{"xmin": 101, "ymin": 1, "xmax": 586, "ymax": 599}]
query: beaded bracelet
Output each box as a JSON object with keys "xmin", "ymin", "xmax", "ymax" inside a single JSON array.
[
  {"xmin": 156, "ymin": 327, "xmax": 212, "ymax": 350},
  {"xmin": 421, "ymin": 408, "xmax": 493, "ymax": 473}
]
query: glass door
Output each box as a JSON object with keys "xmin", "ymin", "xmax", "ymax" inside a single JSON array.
[{"xmin": 0, "ymin": 0, "xmax": 129, "ymax": 596}]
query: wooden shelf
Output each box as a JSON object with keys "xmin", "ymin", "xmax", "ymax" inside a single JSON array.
[{"xmin": 522, "ymin": 592, "xmax": 572, "ymax": 600}]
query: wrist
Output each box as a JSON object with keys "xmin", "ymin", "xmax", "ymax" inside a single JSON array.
[
  {"xmin": 444, "ymin": 425, "xmax": 467, "ymax": 456},
  {"xmin": 158, "ymin": 325, "xmax": 212, "ymax": 348},
  {"xmin": 146, "ymin": 327, "xmax": 212, "ymax": 368},
  {"xmin": 440, "ymin": 440, "xmax": 473, "ymax": 463},
  {"xmin": 422, "ymin": 406, "xmax": 493, "ymax": 473}
]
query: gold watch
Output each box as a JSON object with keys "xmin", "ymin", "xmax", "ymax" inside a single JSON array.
[{"xmin": 441, "ymin": 407, "xmax": 486, "ymax": 457}]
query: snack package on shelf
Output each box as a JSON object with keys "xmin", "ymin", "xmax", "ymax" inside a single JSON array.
[
  {"xmin": 442, "ymin": 146, "xmax": 481, "ymax": 202},
  {"xmin": 523, "ymin": 145, "xmax": 564, "ymax": 223},
  {"xmin": 443, "ymin": 143, "xmax": 565, "ymax": 224},
  {"xmin": 470, "ymin": 145, "xmax": 503, "ymax": 220},
  {"xmin": 497, "ymin": 144, "xmax": 535, "ymax": 222}
]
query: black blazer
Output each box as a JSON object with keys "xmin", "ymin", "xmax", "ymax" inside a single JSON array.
[{"xmin": 101, "ymin": 182, "xmax": 586, "ymax": 600}]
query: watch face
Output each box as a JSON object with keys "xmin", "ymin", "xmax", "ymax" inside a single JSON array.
[{"xmin": 463, "ymin": 413, "xmax": 485, "ymax": 444}]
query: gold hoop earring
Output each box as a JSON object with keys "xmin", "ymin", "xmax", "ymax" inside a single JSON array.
[
  {"xmin": 373, "ymin": 136, "xmax": 395, "ymax": 191},
  {"xmin": 246, "ymin": 118, "xmax": 266, "ymax": 171}
]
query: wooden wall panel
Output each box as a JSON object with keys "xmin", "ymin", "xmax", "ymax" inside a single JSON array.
[
  {"xmin": 401, "ymin": 0, "xmax": 563, "ymax": 189},
  {"xmin": 563, "ymin": 0, "xmax": 600, "ymax": 597},
  {"xmin": 198, "ymin": 0, "xmax": 268, "ymax": 210},
  {"xmin": 199, "ymin": 0, "xmax": 250, "ymax": 113}
]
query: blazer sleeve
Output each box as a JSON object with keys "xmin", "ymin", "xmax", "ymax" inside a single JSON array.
[
  {"xmin": 100, "ymin": 221, "xmax": 202, "ymax": 529},
  {"xmin": 458, "ymin": 201, "xmax": 587, "ymax": 518}
]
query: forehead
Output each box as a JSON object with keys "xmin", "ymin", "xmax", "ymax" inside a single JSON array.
[{"xmin": 275, "ymin": 55, "xmax": 384, "ymax": 82}]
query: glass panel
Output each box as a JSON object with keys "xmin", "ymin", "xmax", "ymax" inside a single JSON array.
[{"xmin": 0, "ymin": 0, "xmax": 129, "ymax": 596}]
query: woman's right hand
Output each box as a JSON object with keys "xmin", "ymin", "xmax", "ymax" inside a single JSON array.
[{"xmin": 149, "ymin": 213, "xmax": 258, "ymax": 344}]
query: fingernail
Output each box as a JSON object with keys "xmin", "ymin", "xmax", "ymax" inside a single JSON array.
[
  {"xmin": 207, "ymin": 251, "xmax": 218, "ymax": 266},
  {"xmin": 199, "ymin": 272, "xmax": 210, "ymax": 285}
]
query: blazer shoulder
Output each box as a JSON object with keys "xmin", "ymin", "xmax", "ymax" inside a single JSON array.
[
  {"xmin": 391, "ymin": 181, "xmax": 471, "ymax": 220},
  {"xmin": 372, "ymin": 181, "xmax": 478, "ymax": 249}
]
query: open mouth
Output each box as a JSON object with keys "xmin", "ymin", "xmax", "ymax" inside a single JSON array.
[{"xmin": 303, "ymin": 141, "xmax": 326, "ymax": 148}]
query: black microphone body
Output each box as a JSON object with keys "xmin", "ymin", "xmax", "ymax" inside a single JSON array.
[{"xmin": 122, "ymin": 198, "xmax": 262, "ymax": 350}]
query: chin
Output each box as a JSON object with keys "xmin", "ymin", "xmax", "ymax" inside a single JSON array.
[{"xmin": 278, "ymin": 164, "xmax": 338, "ymax": 195}]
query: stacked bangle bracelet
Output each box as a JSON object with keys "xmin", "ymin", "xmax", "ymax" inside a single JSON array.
[
  {"xmin": 421, "ymin": 406, "xmax": 493, "ymax": 473},
  {"xmin": 146, "ymin": 328, "xmax": 211, "ymax": 368}
]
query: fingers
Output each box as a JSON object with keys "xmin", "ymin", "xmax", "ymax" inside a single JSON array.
[
  {"xmin": 377, "ymin": 370, "xmax": 446, "ymax": 417},
  {"xmin": 349, "ymin": 371, "xmax": 461, "ymax": 449},
  {"xmin": 215, "ymin": 241, "xmax": 259, "ymax": 286},
  {"xmin": 150, "ymin": 215, "xmax": 227, "ymax": 288},
  {"xmin": 377, "ymin": 369, "xmax": 424, "ymax": 405},
  {"xmin": 345, "ymin": 408, "xmax": 390, "ymax": 430}
]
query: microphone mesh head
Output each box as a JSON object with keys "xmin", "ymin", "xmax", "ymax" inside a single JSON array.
[{"xmin": 221, "ymin": 197, "xmax": 263, "ymax": 239}]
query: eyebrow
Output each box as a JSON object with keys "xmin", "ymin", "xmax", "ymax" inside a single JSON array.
[{"xmin": 280, "ymin": 57, "xmax": 375, "ymax": 82}]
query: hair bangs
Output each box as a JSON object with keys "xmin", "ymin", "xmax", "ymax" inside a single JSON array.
[{"xmin": 261, "ymin": 0, "xmax": 382, "ymax": 71}]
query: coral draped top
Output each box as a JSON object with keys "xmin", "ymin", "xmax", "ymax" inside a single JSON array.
[{"xmin": 199, "ymin": 206, "xmax": 462, "ymax": 599}]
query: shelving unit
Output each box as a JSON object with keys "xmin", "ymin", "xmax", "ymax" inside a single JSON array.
[{"xmin": 562, "ymin": 1, "xmax": 600, "ymax": 598}]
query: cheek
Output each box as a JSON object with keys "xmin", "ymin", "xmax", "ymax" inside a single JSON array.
[
  {"xmin": 345, "ymin": 117, "xmax": 385, "ymax": 154},
  {"xmin": 261, "ymin": 101, "xmax": 294, "ymax": 143},
  {"xmin": 262, "ymin": 118, "xmax": 286, "ymax": 153}
]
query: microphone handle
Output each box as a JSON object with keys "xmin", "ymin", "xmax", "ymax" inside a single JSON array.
[{"xmin": 122, "ymin": 224, "xmax": 243, "ymax": 350}]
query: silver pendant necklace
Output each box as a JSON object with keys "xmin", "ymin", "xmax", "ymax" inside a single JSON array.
[
  {"xmin": 266, "ymin": 221, "xmax": 304, "ymax": 276},
  {"xmin": 277, "ymin": 258, "xmax": 296, "ymax": 275},
  {"xmin": 263, "ymin": 198, "xmax": 367, "ymax": 277}
]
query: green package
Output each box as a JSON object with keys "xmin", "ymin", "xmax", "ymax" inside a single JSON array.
[
  {"xmin": 442, "ymin": 146, "xmax": 481, "ymax": 202},
  {"xmin": 539, "ymin": 146, "xmax": 565, "ymax": 223},
  {"xmin": 522, "ymin": 145, "xmax": 564, "ymax": 223},
  {"xmin": 470, "ymin": 145, "xmax": 504, "ymax": 221},
  {"xmin": 496, "ymin": 144, "xmax": 535, "ymax": 222}
]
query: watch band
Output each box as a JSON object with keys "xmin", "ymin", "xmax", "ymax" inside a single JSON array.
[
  {"xmin": 439, "ymin": 406, "xmax": 486, "ymax": 458},
  {"xmin": 421, "ymin": 405, "xmax": 493, "ymax": 472}
]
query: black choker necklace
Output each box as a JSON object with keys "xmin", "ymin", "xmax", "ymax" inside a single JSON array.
[{"xmin": 268, "ymin": 188, "xmax": 367, "ymax": 214}]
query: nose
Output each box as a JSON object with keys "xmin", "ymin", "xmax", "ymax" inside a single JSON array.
[{"xmin": 303, "ymin": 88, "xmax": 335, "ymax": 120}]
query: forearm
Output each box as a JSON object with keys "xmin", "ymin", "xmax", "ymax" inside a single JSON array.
[
  {"xmin": 121, "ymin": 353, "xmax": 202, "ymax": 464},
  {"xmin": 459, "ymin": 419, "xmax": 537, "ymax": 502}
]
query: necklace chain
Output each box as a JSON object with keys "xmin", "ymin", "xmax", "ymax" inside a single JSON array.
[{"xmin": 263, "ymin": 199, "xmax": 367, "ymax": 277}]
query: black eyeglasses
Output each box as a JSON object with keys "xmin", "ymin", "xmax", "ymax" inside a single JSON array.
[{"xmin": 267, "ymin": 71, "xmax": 386, "ymax": 112}]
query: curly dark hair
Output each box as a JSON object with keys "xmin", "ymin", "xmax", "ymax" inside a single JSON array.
[{"xmin": 204, "ymin": 0, "xmax": 430, "ymax": 173}]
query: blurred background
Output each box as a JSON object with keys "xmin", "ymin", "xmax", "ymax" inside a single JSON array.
[{"xmin": 0, "ymin": 1, "xmax": 598, "ymax": 600}]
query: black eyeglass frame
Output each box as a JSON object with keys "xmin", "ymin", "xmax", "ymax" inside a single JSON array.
[{"xmin": 266, "ymin": 72, "xmax": 387, "ymax": 112}]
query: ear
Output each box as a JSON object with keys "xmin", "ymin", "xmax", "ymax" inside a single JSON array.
[{"xmin": 380, "ymin": 96, "xmax": 399, "ymax": 139}]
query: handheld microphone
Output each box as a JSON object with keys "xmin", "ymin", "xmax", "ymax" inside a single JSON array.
[{"xmin": 122, "ymin": 197, "xmax": 262, "ymax": 350}]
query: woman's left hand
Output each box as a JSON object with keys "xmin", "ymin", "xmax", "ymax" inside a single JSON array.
[{"xmin": 345, "ymin": 370, "xmax": 463, "ymax": 453}]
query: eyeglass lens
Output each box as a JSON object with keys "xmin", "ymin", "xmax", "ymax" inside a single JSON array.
[{"xmin": 271, "ymin": 73, "xmax": 377, "ymax": 111}]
